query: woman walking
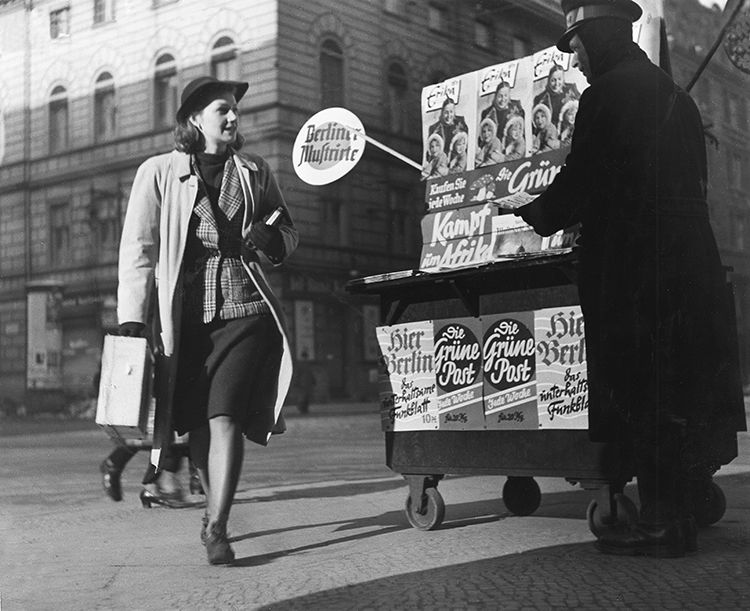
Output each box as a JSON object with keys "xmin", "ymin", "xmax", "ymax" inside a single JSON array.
[{"xmin": 117, "ymin": 76, "xmax": 298, "ymax": 564}]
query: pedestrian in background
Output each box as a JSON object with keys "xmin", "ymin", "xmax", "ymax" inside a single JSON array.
[
  {"xmin": 516, "ymin": 0, "xmax": 745, "ymax": 557},
  {"xmin": 117, "ymin": 76, "xmax": 298, "ymax": 565}
]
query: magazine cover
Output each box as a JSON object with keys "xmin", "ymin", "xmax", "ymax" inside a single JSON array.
[
  {"xmin": 482, "ymin": 312, "xmax": 539, "ymax": 430},
  {"xmin": 433, "ymin": 317, "xmax": 485, "ymax": 430},
  {"xmin": 534, "ymin": 306, "xmax": 588, "ymax": 430},
  {"xmin": 421, "ymin": 72, "xmax": 478, "ymax": 180},
  {"xmin": 475, "ymin": 58, "xmax": 533, "ymax": 167},
  {"xmin": 376, "ymin": 321, "xmax": 439, "ymax": 431},
  {"xmin": 419, "ymin": 202, "xmax": 497, "ymax": 271},
  {"xmin": 530, "ymin": 46, "xmax": 587, "ymax": 154}
]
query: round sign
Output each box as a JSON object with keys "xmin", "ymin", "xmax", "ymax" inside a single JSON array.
[
  {"xmin": 434, "ymin": 323, "xmax": 482, "ymax": 392},
  {"xmin": 724, "ymin": 11, "xmax": 750, "ymax": 75},
  {"xmin": 482, "ymin": 318, "xmax": 536, "ymax": 391},
  {"xmin": 293, "ymin": 107, "xmax": 366, "ymax": 185}
]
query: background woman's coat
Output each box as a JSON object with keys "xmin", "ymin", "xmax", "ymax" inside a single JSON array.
[
  {"xmin": 118, "ymin": 150, "xmax": 298, "ymax": 467},
  {"xmin": 518, "ymin": 43, "xmax": 745, "ymax": 470}
]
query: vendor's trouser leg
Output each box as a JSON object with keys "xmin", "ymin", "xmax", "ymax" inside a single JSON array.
[{"xmin": 633, "ymin": 426, "xmax": 683, "ymax": 526}]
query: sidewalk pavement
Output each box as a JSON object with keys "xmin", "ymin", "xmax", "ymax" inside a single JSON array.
[{"xmin": 2, "ymin": 401, "xmax": 749, "ymax": 610}]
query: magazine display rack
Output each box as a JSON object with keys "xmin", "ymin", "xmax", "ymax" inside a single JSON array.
[{"xmin": 346, "ymin": 252, "xmax": 733, "ymax": 532}]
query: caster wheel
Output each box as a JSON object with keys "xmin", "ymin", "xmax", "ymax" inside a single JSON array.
[
  {"xmin": 692, "ymin": 481, "xmax": 726, "ymax": 527},
  {"xmin": 405, "ymin": 487, "xmax": 445, "ymax": 531},
  {"xmin": 587, "ymin": 493, "xmax": 639, "ymax": 537},
  {"xmin": 502, "ymin": 476, "xmax": 541, "ymax": 516}
]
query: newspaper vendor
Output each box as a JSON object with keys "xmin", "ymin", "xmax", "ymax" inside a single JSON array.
[{"xmin": 516, "ymin": 0, "xmax": 746, "ymax": 557}]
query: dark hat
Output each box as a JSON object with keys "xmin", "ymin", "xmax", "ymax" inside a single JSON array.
[
  {"xmin": 175, "ymin": 76, "xmax": 249, "ymax": 122},
  {"xmin": 557, "ymin": 0, "xmax": 642, "ymax": 52}
]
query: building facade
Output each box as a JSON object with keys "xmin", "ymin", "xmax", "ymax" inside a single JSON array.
[{"xmin": 0, "ymin": 0, "xmax": 748, "ymax": 412}]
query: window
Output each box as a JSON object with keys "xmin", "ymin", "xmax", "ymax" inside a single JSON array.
[
  {"xmin": 728, "ymin": 150, "xmax": 742, "ymax": 190},
  {"xmin": 386, "ymin": 62, "xmax": 408, "ymax": 134},
  {"xmin": 512, "ymin": 35, "xmax": 533, "ymax": 58},
  {"xmin": 427, "ymin": 4, "xmax": 446, "ymax": 32},
  {"xmin": 428, "ymin": 71, "xmax": 447, "ymax": 86},
  {"xmin": 94, "ymin": 72, "xmax": 116, "ymax": 141},
  {"xmin": 93, "ymin": 0, "xmax": 115, "ymax": 24},
  {"xmin": 49, "ymin": 202, "xmax": 71, "ymax": 265},
  {"xmin": 384, "ymin": 0, "xmax": 406, "ymax": 16},
  {"xmin": 91, "ymin": 192, "xmax": 121, "ymax": 260},
  {"xmin": 50, "ymin": 6, "xmax": 71, "ymax": 39},
  {"xmin": 210, "ymin": 36, "xmax": 239, "ymax": 81},
  {"xmin": 154, "ymin": 54, "xmax": 178, "ymax": 129},
  {"xmin": 48, "ymin": 85, "xmax": 68, "ymax": 153},
  {"xmin": 475, "ymin": 20, "xmax": 493, "ymax": 50},
  {"xmin": 322, "ymin": 197, "xmax": 346, "ymax": 246},
  {"xmin": 320, "ymin": 39, "xmax": 344, "ymax": 107},
  {"xmin": 388, "ymin": 188, "xmax": 415, "ymax": 254},
  {"xmin": 730, "ymin": 210, "xmax": 746, "ymax": 251}
]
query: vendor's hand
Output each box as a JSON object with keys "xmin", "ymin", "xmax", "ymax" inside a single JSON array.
[
  {"xmin": 119, "ymin": 322, "xmax": 146, "ymax": 337},
  {"xmin": 249, "ymin": 223, "xmax": 284, "ymax": 260}
]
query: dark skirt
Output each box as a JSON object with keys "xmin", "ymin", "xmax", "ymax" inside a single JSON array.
[{"xmin": 172, "ymin": 314, "xmax": 282, "ymax": 436}]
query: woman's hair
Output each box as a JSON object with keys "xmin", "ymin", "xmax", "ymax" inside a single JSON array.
[
  {"xmin": 173, "ymin": 85, "xmax": 245, "ymax": 153},
  {"xmin": 427, "ymin": 132, "xmax": 445, "ymax": 150},
  {"xmin": 479, "ymin": 117, "xmax": 497, "ymax": 136},
  {"xmin": 441, "ymin": 96, "xmax": 457, "ymax": 109},
  {"xmin": 503, "ymin": 114, "xmax": 524, "ymax": 140},
  {"xmin": 532, "ymin": 103, "xmax": 552, "ymax": 123},
  {"xmin": 173, "ymin": 122, "xmax": 245, "ymax": 154},
  {"xmin": 449, "ymin": 130, "xmax": 468, "ymax": 152},
  {"xmin": 559, "ymin": 99, "xmax": 579, "ymax": 124}
]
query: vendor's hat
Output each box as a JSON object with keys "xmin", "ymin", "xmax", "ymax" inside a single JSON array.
[
  {"xmin": 557, "ymin": 0, "xmax": 642, "ymax": 52},
  {"xmin": 176, "ymin": 76, "xmax": 249, "ymax": 122}
]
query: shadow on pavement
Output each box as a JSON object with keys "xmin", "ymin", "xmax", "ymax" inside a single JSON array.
[
  {"xmin": 233, "ymin": 477, "xmax": 405, "ymax": 503},
  {"xmin": 258, "ymin": 524, "xmax": 750, "ymax": 609}
]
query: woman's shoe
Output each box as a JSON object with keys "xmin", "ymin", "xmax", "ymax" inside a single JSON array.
[
  {"xmin": 205, "ymin": 520, "xmax": 235, "ymax": 565},
  {"xmin": 189, "ymin": 462, "xmax": 205, "ymax": 496},
  {"xmin": 140, "ymin": 487, "xmax": 184, "ymax": 509},
  {"xmin": 200, "ymin": 513, "xmax": 209, "ymax": 546},
  {"xmin": 100, "ymin": 459, "xmax": 123, "ymax": 502}
]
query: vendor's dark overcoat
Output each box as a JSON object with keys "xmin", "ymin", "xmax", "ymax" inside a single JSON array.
[{"xmin": 519, "ymin": 43, "xmax": 745, "ymax": 468}]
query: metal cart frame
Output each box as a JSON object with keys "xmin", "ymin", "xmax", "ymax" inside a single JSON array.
[{"xmin": 347, "ymin": 252, "xmax": 729, "ymax": 531}]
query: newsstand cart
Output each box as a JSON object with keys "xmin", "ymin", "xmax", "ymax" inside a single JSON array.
[{"xmin": 346, "ymin": 251, "xmax": 733, "ymax": 532}]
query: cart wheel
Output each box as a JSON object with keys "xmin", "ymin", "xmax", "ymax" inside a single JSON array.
[
  {"xmin": 502, "ymin": 476, "xmax": 541, "ymax": 516},
  {"xmin": 586, "ymin": 493, "xmax": 639, "ymax": 537},
  {"xmin": 692, "ymin": 480, "xmax": 726, "ymax": 527},
  {"xmin": 404, "ymin": 487, "xmax": 445, "ymax": 531}
]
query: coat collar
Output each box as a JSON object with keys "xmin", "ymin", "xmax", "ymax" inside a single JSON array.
[{"xmin": 171, "ymin": 149, "xmax": 258, "ymax": 182}]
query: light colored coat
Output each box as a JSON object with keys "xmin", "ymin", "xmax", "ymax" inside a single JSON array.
[{"xmin": 118, "ymin": 150, "xmax": 299, "ymax": 467}]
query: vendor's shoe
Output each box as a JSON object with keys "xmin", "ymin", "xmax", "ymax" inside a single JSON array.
[
  {"xmin": 205, "ymin": 520, "xmax": 235, "ymax": 565},
  {"xmin": 100, "ymin": 459, "xmax": 123, "ymax": 502},
  {"xmin": 595, "ymin": 522, "xmax": 686, "ymax": 558},
  {"xmin": 682, "ymin": 516, "xmax": 698, "ymax": 553}
]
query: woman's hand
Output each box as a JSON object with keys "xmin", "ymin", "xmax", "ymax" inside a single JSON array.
[{"xmin": 248, "ymin": 223, "xmax": 284, "ymax": 260}]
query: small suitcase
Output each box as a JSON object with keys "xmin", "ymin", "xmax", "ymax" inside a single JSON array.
[{"xmin": 95, "ymin": 335, "xmax": 153, "ymax": 443}]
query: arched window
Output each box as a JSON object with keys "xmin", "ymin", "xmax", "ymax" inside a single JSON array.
[
  {"xmin": 387, "ymin": 62, "xmax": 408, "ymax": 134},
  {"xmin": 320, "ymin": 39, "xmax": 344, "ymax": 107},
  {"xmin": 154, "ymin": 53, "xmax": 178, "ymax": 128},
  {"xmin": 49, "ymin": 85, "xmax": 69, "ymax": 153},
  {"xmin": 211, "ymin": 36, "xmax": 239, "ymax": 81},
  {"xmin": 94, "ymin": 72, "xmax": 116, "ymax": 142},
  {"xmin": 428, "ymin": 71, "xmax": 447, "ymax": 86}
]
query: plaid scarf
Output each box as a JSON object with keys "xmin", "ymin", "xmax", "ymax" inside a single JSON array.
[{"xmin": 182, "ymin": 156, "xmax": 270, "ymax": 323}]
